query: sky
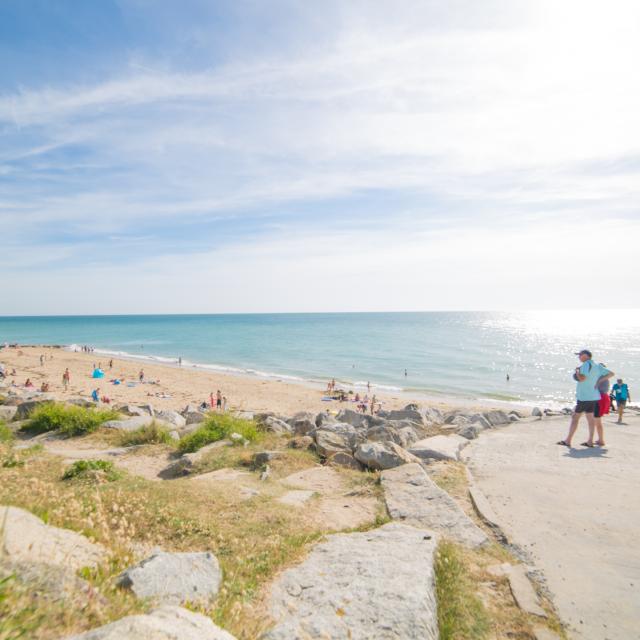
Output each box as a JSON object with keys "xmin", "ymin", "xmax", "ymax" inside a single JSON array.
[{"xmin": 1, "ymin": 0, "xmax": 639, "ymax": 315}]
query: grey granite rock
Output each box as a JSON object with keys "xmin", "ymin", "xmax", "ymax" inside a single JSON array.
[
  {"xmin": 382, "ymin": 463, "xmax": 488, "ymax": 548},
  {"xmin": 264, "ymin": 523, "xmax": 438, "ymax": 640},
  {"xmin": 354, "ymin": 441, "xmax": 421, "ymax": 470},
  {"xmin": 408, "ymin": 435, "xmax": 468, "ymax": 462},
  {"xmin": 117, "ymin": 551, "xmax": 221, "ymax": 605}
]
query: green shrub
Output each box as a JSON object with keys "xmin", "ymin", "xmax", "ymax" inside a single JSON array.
[
  {"xmin": 24, "ymin": 403, "xmax": 119, "ymax": 436},
  {"xmin": 178, "ymin": 413, "xmax": 260, "ymax": 453},
  {"xmin": 119, "ymin": 422, "xmax": 174, "ymax": 446},
  {"xmin": 0, "ymin": 420, "xmax": 14, "ymax": 444},
  {"xmin": 62, "ymin": 459, "xmax": 121, "ymax": 482}
]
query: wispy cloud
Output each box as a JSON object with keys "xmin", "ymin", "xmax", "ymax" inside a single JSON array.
[{"xmin": 0, "ymin": 0, "xmax": 639, "ymax": 313}]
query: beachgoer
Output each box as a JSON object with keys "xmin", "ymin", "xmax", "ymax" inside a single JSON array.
[
  {"xmin": 138, "ymin": 369, "xmax": 144, "ymax": 383},
  {"xmin": 24, "ymin": 378, "xmax": 33, "ymax": 388},
  {"xmin": 404, "ymin": 369, "xmax": 407, "ymax": 377},
  {"xmin": 370, "ymin": 394, "xmax": 377, "ymax": 415},
  {"xmin": 178, "ymin": 357, "xmax": 182, "ymax": 366},
  {"xmin": 200, "ymin": 401, "xmax": 209, "ymax": 411},
  {"xmin": 39, "ymin": 354, "xmax": 44, "ymax": 366},
  {"xmin": 506, "ymin": 373, "xmax": 510, "ymax": 382},
  {"xmin": 216, "ymin": 390, "xmax": 222, "ymax": 410},
  {"xmin": 222, "ymin": 396, "xmax": 227, "ymax": 412},
  {"xmin": 612, "ymin": 378, "xmax": 631, "ymax": 424},
  {"xmin": 594, "ymin": 365, "xmax": 611, "ymax": 446},
  {"xmin": 557, "ymin": 350, "xmax": 613, "ymax": 448},
  {"xmin": 210, "ymin": 392, "xmax": 215, "ymax": 408},
  {"xmin": 367, "ymin": 381, "xmax": 371, "ymax": 391},
  {"xmin": 91, "ymin": 388, "xmax": 100, "ymax": 403},
  {"xmin": 62, "ymin": 368, "xmax": 70, "ymax": 391},
  {"xmin": 40, "ymin": 382, "xmax": 49, "ymax": 392},
  {"xmin": 109, "ymin": 359, "xmax": 113, "ymax": 369}
]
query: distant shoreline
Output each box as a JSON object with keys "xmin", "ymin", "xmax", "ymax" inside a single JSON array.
[{"xmin": 1, "ymin": 344, "xmax": 547, "ymax": 414}]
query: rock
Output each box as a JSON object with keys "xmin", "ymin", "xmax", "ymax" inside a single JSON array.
[
  {"xmin": 168, "ymin": 430, "xmax": 180, "ymax": 441},
  {"xmin": 532, "ymin": 407, "xmax": 543, "ymax": 417},
  {"xmin": 14, "ymin": 397, "xmax": 55, "ymax": 420},
  {"xmin": 264, "ymin": 522, "xmax": 438, "ymax": 640},
  {"xmin": 117, "ymin": 551, "xmax": 221, "ymax": 605},
  {"xmin": 422, "ymin": 407, "xmax": 444, "ymax": 424},
  {"xmin": 327, "ymin": 451, "xmax": 363, "ymax": 470},
  {"xmin": 314, "ymin": 411, "xmax": 335, "ymax": 427},
  {"xmin": 483, "ymin": 410, "xmax": 510, "ymax": 427},
  {"xmin": 314, "ymin": 423, "xmax": 362, "ymax": 457},
  {"xmin": 404, "ymin": 403, "xmax": 419, "ymax": 411},
  {"xmin": 354, "ymin": 441, "xmax": 421, "ymax": 471},
  {"xmin": 67, "ymin": 605, "xmax": 237, "ymax": 639},
  {"xmin": 366, "ymin": 423, "xmax": 403, "ymax": 446},
  {"xmin": 457, "ymin": 424, "xmax": 479, "ymax": 440},
  {"xmin": 382, "ymin": 463, "xmax": 488, "ymax": 548},
  {"xmin": 0, "ymin": 505, "xmax": 107, "ymax": 571},
  {"xmin": 488, "ymin": 563, "xmax": 546, "ymax": 617},
  {"xmin": 165, "ymin": 441, "xmax": 230, "ymax": 476},
  {"xmin": 65, "ymin": 397, "xmax": 96, "ymax": 408},
  {"xmin": 260, "ymin": 465, "xmax": 271, "ymax": 481},
  {"xmin": 287, "ymin": 412, "xmax": 317, "ymax": 436},
  {"xmin": 287, "ymin": 435, "xmax": 314, "ymax": 450},
  {"xmin": 509, "ymin": 414, "xmax": 519, "ymax": 422},
  {"xmin": 183, "ymin": 409, "xmax": 206, "ymax": 425},
  {"xmin": 469, "ymin": 413, "xmax": 492, "ymax": 429},
  {"xmin": 278, "ymin": 490, "xmax": 315, "ymax": 507},
  {"xmin": 252, "ymin": 451, "xmax": 283, "ymax": 467},
  {"xmin": 532, "ymin": 626, "xmax": 562, "ymax": 640},
  {"xmin": 155, "ymin": 410, "xmax": 186, "ymax": 428},
  {"xmin": 335, "ymin": 408, "xmax": 370, "ymax": 429},
  {"xmin": 102, "ymin": 415, "xmax": 155, "ymax": 431},
  {"xmin": 117, "ymin": 404, "xmax": 153, "ymax": 417},
  {"xmin": 263, "ymin": 416, "xmax": 292, "ymax": 435},
  {"xmin": 386, "ymin": 409, "xmax": 424, "ymax": 425},
  {"xmin": 408, "ymin": 435, "xmax": 468, "ymax": 462},
  {"xmin": 0, "ymin": 405, "xmax": 17, "ymax": 421}
]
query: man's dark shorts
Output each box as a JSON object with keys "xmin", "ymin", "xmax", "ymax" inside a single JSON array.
[
  {"xmin": 617, "ymin": 399, "xmax": 627, "ymax": 408},
  {"xmin": 575, "ymin": 400, "xmax": 601, "ymax": 417}
]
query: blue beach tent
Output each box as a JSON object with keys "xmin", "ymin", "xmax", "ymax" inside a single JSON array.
[{"xmin": 92, "ymin": 368, "xmax": 105, "ymax": 379}]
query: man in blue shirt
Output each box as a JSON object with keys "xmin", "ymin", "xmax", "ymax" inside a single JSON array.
[
  {"xmin": 558, "ymin": 349, "xmax": 614, "ymax": 448},
  {"xmin": 611, "ymin": 378, "xmax": 631, "ymax": 424}
]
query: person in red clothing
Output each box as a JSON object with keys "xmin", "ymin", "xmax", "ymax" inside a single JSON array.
[{"xmin": 594, "ymin": 365, "xmax": 612, "ymax": 446}]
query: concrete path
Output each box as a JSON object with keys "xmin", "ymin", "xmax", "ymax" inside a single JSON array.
[{"xmin": 465, "ymin": 412, "xmax": 640, "ymax": 640}]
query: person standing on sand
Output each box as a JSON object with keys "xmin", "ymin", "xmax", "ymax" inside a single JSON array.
[
  {"xmin": 216, "ymin": 390, "xmax": 222, "ymax": 411},
  {"xmin": 222, "ymin": 396, "xmax": 227, "ymax": 412},
  {"xmin": 209, "ymin": 392, "xmax": 215, "ymax": 409},
  {"xmin": 138, "ymin": 369, "xmax": 144, "ymax": 383},
  {"xmin": 62, "ymin": 368, "xmax": 70, "ymax": 391},
  {"xmin": 594, "ymin": 365, "xmax": 611, "ymax": 446},
  {"xmin": 109, "ymin": 359, "xmax": 113, "ymax": 369},
  {"xmin": 91, "ymin": 388, "xmax": 100, "ymax": 403},
  {"xmin": 611, "ymin": 378, "xmax": 631, "ymax": 424},
  {"xmin": 558, "ymin": 349, "xmax": 614, "ymax": 448},
  {"xmin": 370, "ymin": 394, "xmax": 377, "ymax": 415},
  {"xmin": 39, "ymin": 354, "xmax": 44, "ymax": 366}
]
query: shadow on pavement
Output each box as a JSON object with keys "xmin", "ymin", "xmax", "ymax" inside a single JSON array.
[{"xmin": 564, "ymin": 447, "xmax": 610, "ymax": 459}]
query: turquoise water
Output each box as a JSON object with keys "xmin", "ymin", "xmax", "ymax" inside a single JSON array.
[{"xmin": 1, "ymin": 311, "xmax": 638, "ymax": 406}]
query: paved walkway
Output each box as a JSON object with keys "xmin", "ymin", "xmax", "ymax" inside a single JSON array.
[{"xmin": 465, "ymin": 411, "xmax": 640, "ymax": 640}]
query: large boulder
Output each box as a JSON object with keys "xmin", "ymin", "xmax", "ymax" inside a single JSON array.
[
  {"xmin": 117, "ymin": 551, "xmax": 221, "ymax": 605},
  {"xmin": 354, "ymin": 441, "xmax": 421, "ymax": 471},
  {"xmin": 457, "ymin": 424, "xmax": 480, "ymax": 440},
  {"xmin": 365, "ymin": 423, "xmax": 404, "ymax": 447},
  {"xmin": 409, "ymin": 435, "xmax": 469, "ymax": 462},
  {"xmin": 483, "ymin": 410, "xmax": 510, "ymax": 427},
  {"xmin": 264, "ymin": 523, "xmax": 438, "ymax": 640},
  {"xmin": 382, "ymin": 464, "xmax": 488, "ymax": 548},
  {"xmin": 117, "ymin": 404, "xmax": 153, "ymax": 417},
  {"xmin": 67, "ymin": 605, "xmax": 236, "ymax": 639},
  {"xmin": 0, "ymin": 505, "xmax": 107, "ymax": 571},
  {"xmin": 327, "ymin": 451, "xmax": 363, "ymax": 470},
  {"xmin": 263, "ymin": 416, "xmax": 292, "ymax": 435},
  {"xmin": 335, "ymin": 408, "xmax": 369, "ymax": 429},
  {"xmin": 314, "ymin": 423, "xmax": 362, "ymax": 457},
  {"xmin": 181, "ymin": 405, "xmax": 207, "ymax": 425},
  {"xmin": 386, "ymin": 409, "xmax": 424, "ymax": 425},
  {"xmin": 0, "ymin": 405, "xmax": 18, "ymax": 422},
  {"xmin": 422, "ymin": 407, "xmax": 444, "ymax": 424},
  {"xmin": 14, "ymin": 397, "xmax": 55, "ymax": 420},
  {"xmin": 154, "ymin": 410, "xmax": 187, "ymax": 429},
  {"xmin": 102, "ymin": 415, "xmax": 155, "ymax": 431},
  {"xmin": 469, "ymin": 413, "xmax": 492, "ymax": 429},
  {"xmin": 287, "ymin": 412, "xmax": 317, "ymax": 436}
]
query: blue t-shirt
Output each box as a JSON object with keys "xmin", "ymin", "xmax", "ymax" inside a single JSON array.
[
  {"xmin": 612, "ymin": 383, "xmax": 629, "ymax": 401},
  {"xmin": 576, "ymin": 360, "xmax": 610, "ymax": 401},
  {"xmin": 91, "ymin": 390, "xmax": 99, "ymax": 402}
]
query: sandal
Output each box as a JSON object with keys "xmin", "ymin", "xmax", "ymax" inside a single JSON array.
[
  {"xmin": 556, "ymin": 440, "xmax": 570, "ymax": 447},
  {"xmin": 581, "ymin": 442, "xmax": 595, "ymax": 448}
]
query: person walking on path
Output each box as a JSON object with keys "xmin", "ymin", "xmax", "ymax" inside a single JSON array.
[
  {"xmin": 558, "ymin": 349, "xmax": 614, "ymax": 448},
  {"xmin": 62, "ymin": 368, "xmax": 70, "ymax": 391},
  {"xmin": 612, "ymin": 379, "xmax": 631, "ymax": 424},
  {"xmin": 594, "ymin": 365, "xmax": 612, "ymax": 446}
]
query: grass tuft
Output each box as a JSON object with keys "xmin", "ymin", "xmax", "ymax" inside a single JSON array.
[
  {"xmin": 62, "ymin": 459, "xmax": 122, "ymax": 482},
  {"xmin": 435, "ymin": 539, "xmax": 490, "ymax": 640},
  {"xmin": 178, "ymin": 413, "xmax": 261, "ymax": 453},
  {"xmin": 118, "ymin": 422, "xmax": 174, "ymax": 446},
  {"xmin": 24, "ymin": 403, "xmax": 120, "ymax": 437},
  {"xmin": 0, "ymin": 420, "xmax": 14, "ymax": 444}
]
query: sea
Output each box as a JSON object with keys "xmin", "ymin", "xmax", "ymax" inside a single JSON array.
[{"xmin": 1, "ymin": 311, "xmax": 638, "ymax": 408}]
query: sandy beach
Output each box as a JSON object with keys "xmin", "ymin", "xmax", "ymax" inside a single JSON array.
[{"xmin": 0, "ymin": 345, "xmax": 519, "ymax": 416}]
